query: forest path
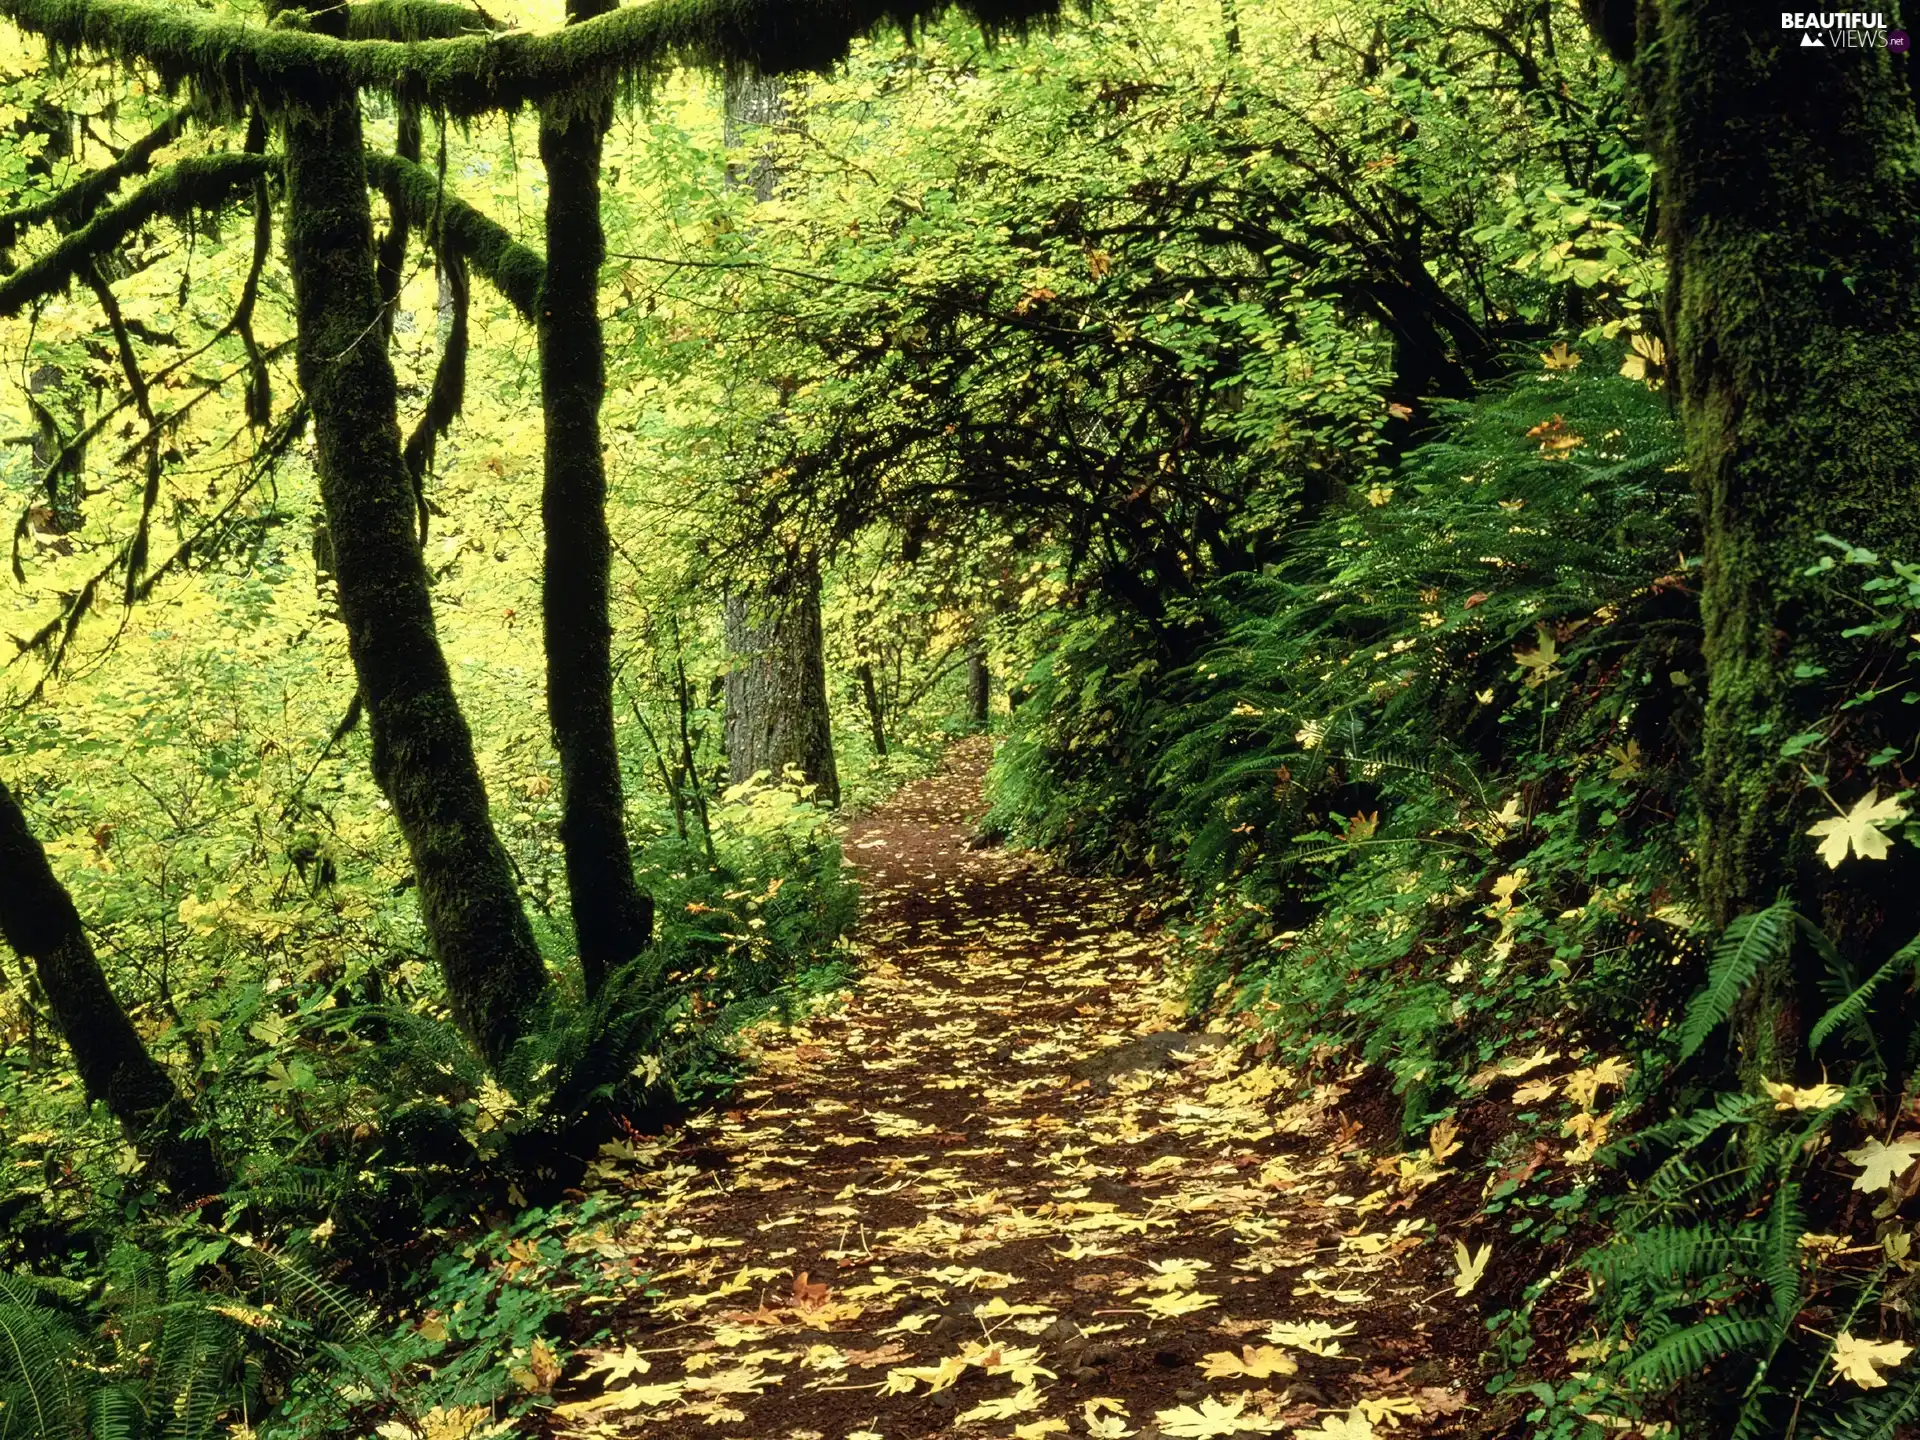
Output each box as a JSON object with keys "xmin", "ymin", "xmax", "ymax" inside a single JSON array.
[{"xmin": 552, "ymin": 740, "xmax": 1474, "ymax": 1440}]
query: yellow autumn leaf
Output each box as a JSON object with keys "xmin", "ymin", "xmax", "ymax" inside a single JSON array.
[
  {"xmin": 1294, "ymin": 1411, "xmax": 1376, "ymax": 1440},
  {"xmin": 956, "ymin": 1384, "xmax": 1045, "ymax": 1423},
  {"xmin": 1451, "ymin": 1239, "xmax": 1492, "ymax": 1296},
  {"xmin": 1135, "ymin": 1289, "xmax": 1218, "ymax": 1319},
  {"xmin": 551, "ymin": 1380, "xmax": 686, "ymax": 1417},
  {"xmin": 1154, "ymin": 1396, "xmax": 1284, "ymax": 1437},
  {"xmin": 1512, "ymin": 1077, "xmax": 1557, "ymax": 1105},
  {"xmin": 1083, "ymin": 1397, "xmax": 1133, "ymax": 1438},
  {"xmin": 1198, "ymin": 1343, "xmax": 1298, "ymax": 1379},
  {"xmin": 1426, "ymin": 1116, "xmax": 1463, "ymax": 1165},
  {"xmin": 1808, "ymin": 788, "xmax": 1907, "ymax": 868},
  {"xmin": 1513, "ymin": 626, "xmax": 1559, "ymax": 687},
  {"xmin": 1762, "ymin": 1079, "xmax": 1848, "ymax": 1112},
  {"xmin": 1831, "ymin": 1330, "xmax": 1914, "ymax": 1388},
  {"xmin": 1844, "ymin": 1136, "xmax": 1920, "ymax": 1193},
  {"xmin": 1265, "ymin": 1319, "xmax": 1356, "ymax": 1356}
]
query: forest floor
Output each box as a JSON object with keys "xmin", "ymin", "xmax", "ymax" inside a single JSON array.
[{"xmin": 543, "ymin": 739, "xmax": 1479, "ymax": 1440}]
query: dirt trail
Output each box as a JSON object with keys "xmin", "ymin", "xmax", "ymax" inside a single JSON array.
[{"xmin": 554, "ymin": 739, "xmax": 1474, "ymax": 1440}]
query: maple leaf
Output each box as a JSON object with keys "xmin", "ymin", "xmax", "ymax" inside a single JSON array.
[
  {"xmin": 1136, "ymin": 1289, "xmax": 1218, "ymax": 1319},
  {"xmin": 1451, "ymin": 1240, "xmax": 1492, "ymax": 1297},
  {"xmin": 1808, "ymin": 789, "xmax": 1907, "ymax": 867},
  {"xmin": 1762, "ymin": 1079, "xmax": 1848, "ymax": 1112},
  {"xmin": 551, "ymin": 1380, "xmax": 686, "ymax": 1418},
  {"xmin": 1294, "ymin": 1412, "xmax": 1377, "ymax": 1440},
  {"xmin": 1426, "ymin": 1116, "xmax": 1463, "ymax": 1166},
  {"xmin": 1512, "ymin": 1077, "xmax": 1557, "ymax": 1105},
  {"xmin": 1199, "ymin": 1344, "xmax": 1298, "ymax": 1380},
  {"xmin": 1844, "ymin": 1135, "xmax": 1920, "ymax": 1193},
  {"xmin": 1563, "ymin": 1060, "xmax": 1628, "ymax": 1111},
  {"xmin": 1084, "ymin": 1395, "xmax": 1135, "ymax": 1437},
  {"xmin": 1155, "ymin": 1396, "xmax": 1284, "ymax": 1438},
  {"xmin": 1619, "ymin": 331, "xmax": 1665, "ymax": 388},
  {"xmin": 579, "ymin": 1344, "xmax": 651, "ymax": 1384},
  {"xmin": 1831, "ymin": 1331, "xmax": 1914, "ymax": 1388},
  {"xmin": 1266, "ymin": 1320, "xmax": 1356, "ymax": 1356},
  {"xmin": 508, "ymin": 1337, "xmax": 561, "ymax": 1395},
  {"xmin": 956, "ymin": 1384, "xmax": 1045, "ymax": 1423},
  {"xmin": 377, "ymin": 1408, "xmax": 516, "ymax": 1440},
  {"xmin": 1604, "ymin": 740, "xmax": 1641, "ymax": 779},
  {"xmin": 1541, "ymin": 341, "xmax": 1581, "ymax": 372},
  {"xmin": 1016, "ymin": 1422, "xmax": 1070, "ymax": 1440},
  {"xmin": 1497, "ymin": 1046, "xmax": 1558, "ymax": 1078},
  {"xmin": 1143, "ymin": 1257, "xmax": 1211, "ymax": 1291}
]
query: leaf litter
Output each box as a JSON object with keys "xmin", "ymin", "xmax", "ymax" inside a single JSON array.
[{"xmin": 541, "ymin": 740, "xmax": 1474, "ymax": 1439}]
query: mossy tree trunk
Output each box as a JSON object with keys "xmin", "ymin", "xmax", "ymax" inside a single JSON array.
[
  {"xmin": 279, "ymin": 37, "xmax": 548, "ymax": 1068},
  {"xmin": 0, "ymin": 779, "xmax": 223, "ymax": 1200},
  {"xmin": 539, "ymin": 0, "xmax": 653, "ymax": 999},
  {"xmin": 1625, "ymin": 5, "xmax": 1920, "ymax": 1063}
]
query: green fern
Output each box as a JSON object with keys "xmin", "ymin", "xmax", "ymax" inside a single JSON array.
[
  {"xmin": 1675, "ymin": 901, "xmax": 1795, "ymax": 1063},
  {"xmin": 0, "ymin": 1274, "xmax": 84, "ymax": 1440},
  {"xmin": 1621, "ymin": 1315, "xmax": 1776, "ymax": 1387},
  {"xmin": 1810, "ymin": 927, "xmax": 1920, "ymax": 1053}
]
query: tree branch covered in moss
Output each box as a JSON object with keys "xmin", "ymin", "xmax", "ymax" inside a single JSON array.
[
  {"xmin": 363, "ymin": 147, "xmax": 541, "ymax": 320},
  {"xmin": 0, "ymin": 0, "xmax": 1061, "ymax": 118},
  {"xmin": 0, "ymin": 105, "xmax": 189, "ymax": 249},
  {"xmin": 0, "ymin": 151, "xmax": 276, "ymax": 316},
  {"xmin": 344, "ymin": 0, "xmax": 499, "ymax": 41}
]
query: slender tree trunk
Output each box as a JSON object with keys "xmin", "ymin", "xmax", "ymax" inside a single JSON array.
[
  {"xmin": 0, "ymin": 779, "xmax": 222, "ymax": 1199},
  {"xmin": 1622, "ymin": 6, "xmax": 1920, "ymax": 1065},
  {"xmin": 279, "ymin": 52, "xmax": 547, "ymax": 1069},
  {"xmin": 538, "ymin": 0, "xmax": 652, "ymax": 998},
  {"xmin": 967, "ymin": 641, "xmax": 991, "ymax": 729},
  {"xmin": 858, "ymin": 661, "xmax": 888, "ymax": 757},
  {"xmin": 720, "ymin": 64, "xmax": 842, "ymax": 806}
]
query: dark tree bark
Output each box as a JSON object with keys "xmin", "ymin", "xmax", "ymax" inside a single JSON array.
[
  {"xmin": 538, "ymin": 0, "xmax": 652, "ymax": 998},
  {"xmin": 967, "ymin": 641, "xmax": 990, "ymax": 729},
  {"xmin": 1623, "ymin": 6, "xmax": 1920, "ymax": 1065},
  {"xmin": 724, "ymin": 559, "xmax": 841, "ymax": 805},
  {"xmin": 858, "ymin": 660, "xmax": 888, "ymax": 757},
  {"xmin": 279, "ymin": 21, "xmax": 548, "ymax": 1068},
  {"xmin": 0, "ymin": 779, "xmax": 222, "ymax": 1199}
]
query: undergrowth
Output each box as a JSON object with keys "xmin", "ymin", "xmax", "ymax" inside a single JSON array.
[{"xmin": 992, "ymin": 355, "xmax": 1920, "ymax": 1436}]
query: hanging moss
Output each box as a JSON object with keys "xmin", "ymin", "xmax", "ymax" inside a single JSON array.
[
  {"xmin": 402, "ymin": 248, "xmax": 468, "ymax": 497},
  {"xmin": 0, "ymin": 0, "xmax": 1062, "ymax": 120},
  {"xmin": 0, "ymin": 105, "xmax": 188, "ymax": 249},
  {"xmin": 0, "ymin": 151, "xmax": 274, "ymax": 317},
  {"xmin": 363, "ymin": 148, "xmax": 542, "ymax": 320}
]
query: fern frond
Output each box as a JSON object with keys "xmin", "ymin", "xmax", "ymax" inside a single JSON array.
[
  {"xmin": 1817, "ymin": 1362, "xmax": 1920, "ymax": 1439},
  {"xmin": 1811, "ymin": 927, "xmax": 1920, "ymax": 1053},
  {"xmin": 1676, "ymin": 902, "xmax": 1795, "ymax": 1063},
  {"xmin": 0, "ymin": 1274, "xmax": 83, "ymax": 1440},
  {"xmin": 86, "ymin": 1382, "xmax": 146, "ymax": 1440},
  {"xmin": 1621, "ymin": 1316, "xmax": 1774, "ymax": 1386}
]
